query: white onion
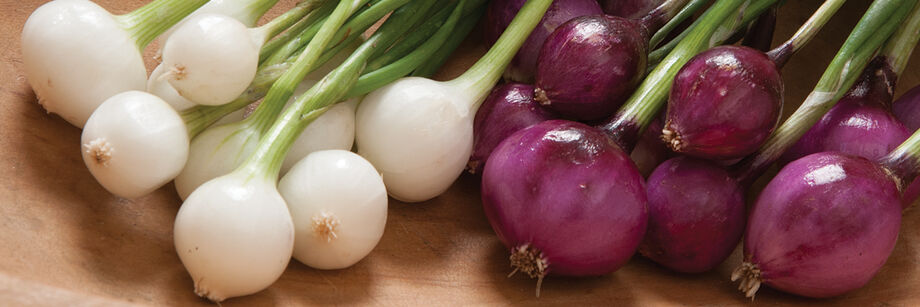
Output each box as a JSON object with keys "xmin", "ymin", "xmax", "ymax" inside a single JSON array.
[
  {"xmin": 174, "ymin": 122, "xmax": 261, "ymax": 200},
  {"xmin": 22, "ymin": 0, "xmax": 147, "ymax": 128},
  {"xmin": 174, "ymin": 172, "xmax": 294, "ymax": 302},
  {"xmin": 356, "ymin": 77, "xmax": 473, "ymax": 202},
  {"xmin": 81, "ymin": 91, "xmax": 189, "ymax": 198},
  {"xmin": 279, "ymin": 150, "xmax": 387, "ymax": 269},
  {"xmin": 161, "ymin": 13, "xmax": 261, "ymax": 106}
]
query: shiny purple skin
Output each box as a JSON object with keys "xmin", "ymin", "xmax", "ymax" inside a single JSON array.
[
  {"xmin": 481, "ymin": 120, "xmax": 648, "ymax": 276},
  {"xmin": 631, "ymin": 116, "xmax": 670, "ymax": 177},
  {"xmin": 601, "ymin": 0, "xmax": 661, "ymax": 19},
  {"xmin": 641, "ymin": 156, "xmax": 744, "ymax": 273},
  {"xmin": 893, "ymin": 85, "xmax": 920, "ymax": 131},
  {"xmin": 469, "ymin": 83, "xmax": 558, "ymax": 174},
  {"xmin": 779, "ymin": 98, "xmax": 910, "ymax": 166},
  {"xmin": 484, "ymin": 0, "xmax": 603, "ymax": 82},
  {"xmin": 745, "ymin": 152, "xmax": 901, "ymax": 298},
  {"xmin": 534, "ymin": 15, "xmax": 648, "ymax": 121},
  {"xmin": 664, "ymin": 45, "xmax": 783, "ymax": 160}
]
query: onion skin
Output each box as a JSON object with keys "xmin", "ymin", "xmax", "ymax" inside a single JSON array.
[
  {"xmin": 481, "ymin": 120, "xmax": 647, "ymax": 277},
  {"xmin": 484, "ymin": 0, "xmax": 602, "ymax": 82},
  {"xmin": 664, "ymin": 46, "xmax": 783, "ymax": 160},
  {"xmin": 469, "ymin": 83, "xmax": 557, "ymax": 174},
  {"xmin": 600, "ymin": 0, "xmax": 662, "ymax": 19},
  {"xmin": 740, "ymin": 152, "xmax": 901, "ymax": 298},
  {"xmin": 534, "ymin": 15, "xmax": 647, "ymax": 121},
  {"xmin": 641, "ymin": 156, "xmax": 744, "ymax": 273}
]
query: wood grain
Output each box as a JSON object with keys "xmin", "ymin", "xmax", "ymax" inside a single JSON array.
[{"xmin": 1, "ymin": 0, "xmax": 919, "ymax": 305}]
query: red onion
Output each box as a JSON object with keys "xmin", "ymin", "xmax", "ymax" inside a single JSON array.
[
  {"xmin": 533, "ymin": 15, "xmax": 648, "ymax": 121},
  {"xmin": 484, "ymin": 0, "xmax": 602, "ymax": 82},
  {"xmin": 469, "ymin": 83, "xmax": 557, "ymax": 174},
  {"xmin": 663, "ymin": 45, "xmax": 784, "ymax": 160},
  {"xmin": 481, "ymin": 120, "xmax": 647, "ymax": 295},
  {"xmin": 640, "ymin": 156, "xmax": 744, "ymax": 273},
  {"xmin": 735, "ymin": 152, "xmax": 901, "ymax": 298}
]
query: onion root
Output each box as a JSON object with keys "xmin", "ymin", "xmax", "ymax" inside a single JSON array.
[
  {"xmin": 731, "ymin": 261, "xmax": 762, "ymax": 299},
  {"xmin": 507, "ymin": 244, "xmax": 548, "ymax": 298}
]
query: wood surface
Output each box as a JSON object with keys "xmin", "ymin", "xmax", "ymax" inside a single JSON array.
[{"xmin": 2, "ymin": 0, "xmax": 920, "ymax": 305}]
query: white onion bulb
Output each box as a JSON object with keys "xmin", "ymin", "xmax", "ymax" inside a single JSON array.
[
  {"xmin": 162, "ymin": 13, "xmax": 260, "ymax": 106},
  {"xmin": 279, "ymin": 150, "xmax": 387, "ymax": 269},
  {"xmin": 174, "ymin": 172, "xmax": 294, "ymax": 302},
  {"xmin": 355, "ymin": 77, "xmax": 473, "ymax": 202},
  {"xmin": 22, "ymin": 0, "xmax": 147, "ymax": 128},
  {"xmin": 147, "ymin": 64, "xmax": 198, "ymax": 111},
  {"xmin": 81, "ymin": 91, "xmax": 189, "ymax": 198}
]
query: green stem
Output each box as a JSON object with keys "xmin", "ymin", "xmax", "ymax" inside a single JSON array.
[
  {"xmin": 118, "ymin": 0, "xmax": 208, "ymax": 49},
  {"xmin": 347, "ymin": 0, "xmax": 466, "ymax": 98},
  {"xmin": 240, "ymin": 0, "xmax": 431, "ymax": 178},
  {"xmin": 766, "ymin": 0, "xmax": 846, "ymax": 68},
  {"xmin": 412, "ymin": 7, "xmax": 482, "ymax": 78},
  {"xmin": 252, "ymin": 0, "xmax": 323, "ymax": 44},
  {"xmin": 447, "ymin": 0, "xmax": 553, "ymax": 108},
  {"xmin": 260, "ymin": 1, "xmax": 336, "ymax": 65},
  {"xmin": 880, "ymin": 0, "xmax": 920, "ymax": 77},
  {"xmin": 881, "ymin": 129, "xmax": 920, "ymax": 190},
  {"xmin": 648, "ymin": 0, "xmax": 776, "ymax": 66},
  {"xmin": 244, "ymin": 0, "xmax": 370, "ymax": 154},
  {"xmin": 601, "ymin": 0, "xmax": 777, "ymax": 152},
  {"xmin": 236, "ymin": 0, "xmax": 283, "ymax": 26},
  {"xmin": 649, "ymin": 0, "xmax": 709, "ymax": 49},
  {"xmin": 732, "ymin": 0, "xmax": 917, "ymax": 184},
  {"xmin": 640, "ymin": 0, "xmax": 692, "ymax": 36},
  {"xmin": 366, "ymin": 0, "xmax": 457, "ymax": 71}
]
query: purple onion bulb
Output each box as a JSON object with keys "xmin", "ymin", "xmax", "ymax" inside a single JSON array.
[
  {"xmin": 664, "ymin": 45, "xmax": 783, "ymax": 160},
  {"xmin": 641, "ymin": 156, "xmax": 745, "ymax": 273},
  {"xmin": 481, "ymin": 120, "xmax": 647, "ymax": 292},
  {"xmin": 534, "ymin": 15, "xmax": 648, "ymax": 121},
  {"xmin": 470, "ymin": 83, "xmax": 557, "ymax": 174},
  {"xmin": 735, "ymin": 152, "xmax": 901, "ymax": 298},
  {"xmin": 484, "ymin": 0, "xmax": 603, "ymax": 82}
]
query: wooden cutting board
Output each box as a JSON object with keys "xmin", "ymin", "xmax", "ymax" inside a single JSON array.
[{"xmin": 2, "ymin": 0, "xmax": 919, "ymax": 305}]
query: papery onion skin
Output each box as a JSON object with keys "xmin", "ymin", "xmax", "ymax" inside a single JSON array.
[
  {"xmin": 640, "ymin": 156, "xmax": 744, "ymax": 273},
  {"xmin": 484, "ymin": 0, "xmax": 602, "ymax": 82},
  {"xmin": 481, "ymin": 120, "xmax": 647, "ymax": 276},
  {"xmin": 534, "ymin": 15, "xmax": 647, "ymax": 121},
  {"xmin": 664, "ymin": 45, "xmax": 783, "ymax": 160},
  {"xmin": 469, "ymin": 83, "xmax": 556, "ymax": 174},
  {"xmin": 741, "ymin": 152, "xmax": 901, "ymax": 298}
]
